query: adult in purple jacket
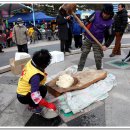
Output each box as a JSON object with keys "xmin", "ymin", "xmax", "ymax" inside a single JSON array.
[{"xmin": 78, "ymin": 4, "xmax": 114, "ymax": 71}]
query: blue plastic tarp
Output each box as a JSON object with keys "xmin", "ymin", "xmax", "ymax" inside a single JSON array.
[{"xmin": 8, "ymin": 11, "xmax": 56, "ymax": 23}]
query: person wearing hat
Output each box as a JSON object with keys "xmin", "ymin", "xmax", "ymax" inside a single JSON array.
[
  {"xmin": 78, "ymin": 4, "xmax": 115, "ymax": 71},
  {"xmin": 109, "ymin": 4, "xmax": 128, "ymax": 57},
  {"xmin": 12, "ymin": 18, "xmax": 28, "ymax": 53}
]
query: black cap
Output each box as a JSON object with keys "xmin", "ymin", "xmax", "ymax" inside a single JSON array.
[{"xmin": 102, "ymin": 4, "xmax": 114, "ymax": 15}]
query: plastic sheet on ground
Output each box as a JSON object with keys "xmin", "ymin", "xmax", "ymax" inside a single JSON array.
[{"xmin": 54, "ymin": 65, "xmax": 117, "ymax": 114}]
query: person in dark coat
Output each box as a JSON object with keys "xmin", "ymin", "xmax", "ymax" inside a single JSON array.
[
  {"xmin": 56, "ymin": 7, "xmax": 72, "ymax": 53},
  {"xmin": 104, "ymin": 22, "xmax": 115, "ymax": 47},
  {"xmin": 109, "ymin": 4, "xmax": 128, "ymax": 57}
]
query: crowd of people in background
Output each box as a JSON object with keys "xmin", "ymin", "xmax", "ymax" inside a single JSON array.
[
  {"xmin": 0, "ymin": 18, "xmax": 59, "ymax": 53},
  {"xmin": 0, "ymin": 3, "xmax": 129, "ymax": 59}
]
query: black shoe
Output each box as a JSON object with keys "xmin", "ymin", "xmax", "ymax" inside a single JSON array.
[
  {"xmin": 0, "ymin": 51, "xmax": 4, "ymax": 53},
  {"xmin": 122, "ymin": 58, "xmax": 126, "ymax": 62},
  {"xmin": 126, "ymin": 59, "xmax": 130, "ymax": 62},
  {"xmin": 65, "ymin": 50, "xmax": 71, "ymax": 53},
  {"xmin": 122, "ymin": 57, "xmax": 130, "ymax": 62},
  {"xmin": 109, "ymin": 54, "xmax": 115, "ymax": 57},
  {"xmin": 122, "ymin": 54, "xmax": 130, "ymax": 61}
]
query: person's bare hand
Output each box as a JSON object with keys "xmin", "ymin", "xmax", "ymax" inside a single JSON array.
[
  {"xmin": 102, "ymin": 45, "xmax": 107, "ymax": 51},
  {"xmin": 66, "ymin": 16, "xmax": 70, "ymax": 20}
]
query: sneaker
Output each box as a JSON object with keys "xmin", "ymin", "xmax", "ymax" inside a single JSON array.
[
  {"xmin": 122, "ymin": 58, "xmax": 126, "ymax": 62},
  {"xmin": 0, "ymin": 51, "xmax": 4, "ymax": 53},
  {"xmin": 65, "ymin": 52, "xmax": 71, "ymax": 56},
  {"xmin": 69, "ymin": 46, "xmax": 72, "ymax": 49},
  {"xmin": 122, "ymin": 55, "xmax": 130, "ymax": 62},
  {"xmin": 126, "ymin": 58, "xmax": 130, "ymax": 62},
  {"xmin": 66, "ymin": 49, "xmax": 71, "ymax": 53},
  {"xmin": 122, "ymin": 57, "xmax": 130, "ymax": 62},
  {"xmin": 109, "ymin": 53, "xmax": 115, "ymax": 57},
  {"xmin": 28, "ymin": 106, "xmax": 43, "ymax": 114}
]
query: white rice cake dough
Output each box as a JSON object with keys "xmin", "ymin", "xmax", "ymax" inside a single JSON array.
[{"xmin": 56, "ymin": 74, "xmax": 74, "ymax": 88}]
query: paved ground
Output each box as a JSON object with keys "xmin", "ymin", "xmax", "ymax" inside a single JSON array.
[{"xmin": 0, "ymin": 36, "xmax": 130, "ymax": 127}]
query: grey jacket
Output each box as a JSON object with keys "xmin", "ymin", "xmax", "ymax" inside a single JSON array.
[{"xmin": 12, "ymin": 24, "xmax": 28, "ymax": 45}]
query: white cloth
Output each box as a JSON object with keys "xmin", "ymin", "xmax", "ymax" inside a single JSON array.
[{"xmin": 57, "ymin": 73, "xmax": 117, "ymax": 114}]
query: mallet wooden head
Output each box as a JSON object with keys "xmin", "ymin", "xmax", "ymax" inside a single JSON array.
[{"xmin": 60, "ymin": 4, "xmax": 76, "ymax": 15}]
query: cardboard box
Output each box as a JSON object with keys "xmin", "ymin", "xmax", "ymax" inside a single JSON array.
[{"xmin": 10, "ymin": 57, "xmax": 31, "ymax": 75}]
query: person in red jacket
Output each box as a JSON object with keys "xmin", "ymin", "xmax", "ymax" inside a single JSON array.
[
  {"xmin": 16, "ymin": 49, "xmax": 56, "ymax": 114},
  {"xmin": 0, "ymin": 30, "xmax": 6, "ymax": 52}
]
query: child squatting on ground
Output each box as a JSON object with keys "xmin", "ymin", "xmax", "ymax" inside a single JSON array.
[{"xmin": 16, "ymin": 49, "xmax": 56, "ymax": 114}]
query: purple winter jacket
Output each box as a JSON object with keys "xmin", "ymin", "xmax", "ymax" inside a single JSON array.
[{"xmin": 85, "ymin": 11, "xmax": 113, "ymax": 43}]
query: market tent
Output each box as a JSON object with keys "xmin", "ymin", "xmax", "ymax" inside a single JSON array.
[
  {"xmin": 0, "ymin": 4, "xmax": 26, "ymax": 12},
  {"xmin": 34, "ymin": 12, "xmax": 55, "ymax": 21},
  {"xmin": 75, "ymin": 10, "xmax": 83, "ymax": 15},
  {"xmin": 8, "ymin": 12, "xmax": 56, "ymax": 23},
  {"xmin": 0, "ymin": 3, "xmax": 34, "ymax": 27},
  {"xmin": 8, "ymin": 13, "xmax": 30, "ymax": 23},
  {"xmin": 0, "ymin": 4, "xmax": 31, "ymax": 17}
]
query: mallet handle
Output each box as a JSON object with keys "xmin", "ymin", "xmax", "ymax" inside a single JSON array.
[{"xmin": 72, "ymin": 12, "xmax": 103, "ymax": 50}]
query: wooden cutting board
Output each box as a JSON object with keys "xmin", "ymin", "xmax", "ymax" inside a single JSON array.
[{"xmin": 46, "ymin": 69, "xmax": 107, "ymax": 97}]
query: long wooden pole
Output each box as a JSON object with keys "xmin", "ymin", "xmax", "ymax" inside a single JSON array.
[{"xmin": 72, "ymin": 12, "xmax": 103, "ymax": 50}]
